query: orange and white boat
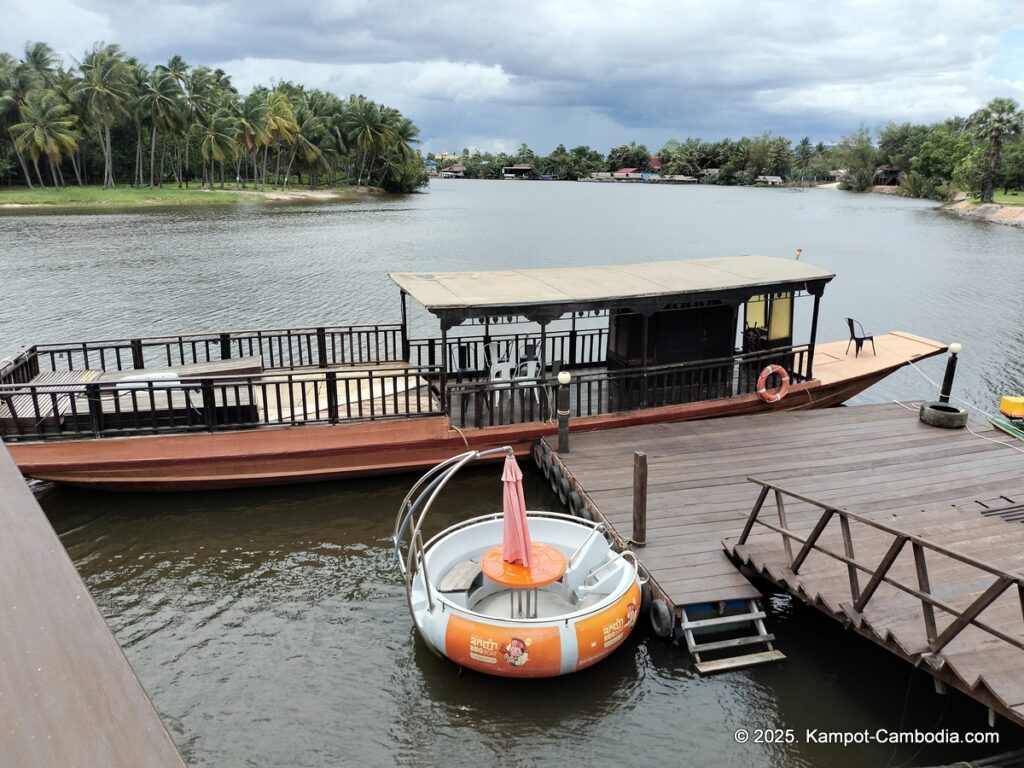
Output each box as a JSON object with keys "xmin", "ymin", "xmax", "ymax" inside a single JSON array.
[
  {"xmin": 395, "ymin": 448, "xmax": 643, "ymax": 677},
  {"xmin": 0, "ymin": 255, "xmax": 947, "ymax": 490}
]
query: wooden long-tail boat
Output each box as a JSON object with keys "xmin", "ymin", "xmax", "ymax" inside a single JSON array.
[{"xmin": 0, "ymin": 256, "xmax": 945, "ymax": 490}]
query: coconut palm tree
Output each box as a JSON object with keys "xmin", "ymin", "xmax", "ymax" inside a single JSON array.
[
  {"xmin": 970, "ymin": 98, "xmax": 1024, "ymax": 203},
  {"xmin": 231, "ymin": 94, "xmax": 268, "ymax": 186},
  {"xmin": 140, "ymin": 69, "xmax": 184, "ymax": 186},
  {"xmin": 72, "ymin": 44, "xmax": 132, "ymax": 187},
  {"xmin": 0, "ymin": 57, "xmax": 43, "ymax": 187},
  {"xmin": 283, "ymin": 102, "xmax": 323, "ymax": 188},
  {"xmin": 263, "ymin": 91, "xmax": 297, "ymax": 187},
  {"xmin": 10, "ymin": 90, "xmax": 79, "ymax": 187},
  {"xmin": 199, "ymin": 109, "xmax": 238, "ymax": 188}
]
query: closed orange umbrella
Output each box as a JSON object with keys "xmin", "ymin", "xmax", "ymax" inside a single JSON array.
[{"xmin": 501, "ymin": 452, "xmax": 532, "ymax": 566}]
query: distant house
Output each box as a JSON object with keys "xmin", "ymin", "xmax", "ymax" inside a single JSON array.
[
  {"xmin": 874, "ymin": 165, "xmax": 902, "ymax": 186},
  {"xmin": 648, "ymin": 156, "xmax": 663, "ymax": 171},
  {"xmin": 699, "ymin": 168, "xmax": 720, "ymax": 182},
  {"xmin": 663, "ymin": 175, "xmax": 698, "ymax": 184},
  {"xmin": 755, "ymin": 175, "xmax": 784, "ymax": 186},
  {"xmin": 825, "ymin": 169, "xmax": 847, "ymax": 183},
  {"xmin": 439, "ymin": 163, "xmax": 466, "ymax": 179},
  {"xmin": 501, "ymin": 163, "xmax": 534, "ymax": 180},
  {"xmin": 612, "ymin": 167, "xmax": 644, "ymax": 179}
]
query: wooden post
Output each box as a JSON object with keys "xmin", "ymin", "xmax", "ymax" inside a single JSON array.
[
  {"xmin": 316, "ymin": 327, "xmax": 328, "ymax": 368},
  {"xmin": 632, "ymin": 451, "xmax": 647, "ymax": 546},
  {"xmin": 840, "ymin": 514, "xmax": 860, "ymax": 602},
  {"xmin": 400, "ymin": 290, "xmax": 410, "ymax": 362},
  {"xmin": 775, "ymin": 489, "xmax": 793, "ymax": 565},
  {"xmin": 557, "ymin": 380, "xmax": 570, "ymax": 453},
  {"xmin": 200, "ymin": 379, "xmax": 216, "ymax": 431},
  {"xmin": 130, "ymin": 338, "xmax": 144, "ymax": 370},
  {"xmin": 912, "ymin": 542, "xmax": 937, "ymax": 643},
  {"xmin": 85, "ymin": 382, "xmax": 103, "ymax": 437},
  {"xmin": 806, "ymin": 292, "xmax": 820, "ymax": 380},
  {"xmin": 439, "ymin": 326, "xmax": 449, "ymax": 415},
  {"xmin": 219, "ymin": 333, "xmax": 231, "ymax": 361},
  {"xmin": 325, "ymin": 371, "xmax": 338, "ymax": 424},
  {"xmin": 939, "ymin": 348, "xmax": 960, "ymax": 404}
]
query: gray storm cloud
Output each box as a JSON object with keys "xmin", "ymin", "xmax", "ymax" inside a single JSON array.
[{"xmin": 3, "ymin": 0, "xmax": 1022, "ymax": 153}]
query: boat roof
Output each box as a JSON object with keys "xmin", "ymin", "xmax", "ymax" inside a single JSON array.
[{"xmin": 391, "ymin": 255, "xmax": 834, "ymax": 327}]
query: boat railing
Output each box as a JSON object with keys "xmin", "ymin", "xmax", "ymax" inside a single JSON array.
[
  {"xmin": 0, "ymin": 363, "xmax": 443, "ymax": 441},
  {"xmin": 407, "ymin": 327, "xmax": 609, "ymax": 372},
  {"xmin": 393, "ymin": 446, "xmax": 610, "ymax": 623},
  {"xmin": 448, "ymin": 344, "xmax": 812, "ymax": 429},
  {"xmin": 20, "ymin": 323, "xmax": 405, "ymax": 375}
]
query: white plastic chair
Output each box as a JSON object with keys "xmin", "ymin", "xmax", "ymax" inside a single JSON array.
[
  {"xmin": 515, "ymin": 360, "xmax": 542, "ymax": 403},
  {"xmin": 489, "ymin": 361, "xmax": 515, "ymax": 409}
]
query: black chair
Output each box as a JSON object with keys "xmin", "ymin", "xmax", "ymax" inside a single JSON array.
[{"xmin": 845, "ymin": 318, "xmax": 875, "ymax": 357}]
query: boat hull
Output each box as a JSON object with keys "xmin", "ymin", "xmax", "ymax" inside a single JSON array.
[{"xmin": 5, "ymin": 366, "xmax": 907, "ymax": 490}]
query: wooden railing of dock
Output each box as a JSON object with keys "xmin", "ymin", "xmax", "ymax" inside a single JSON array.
[{"xmin": 734, "ymin": 479, "xmax": 1024, "ymax": 710}]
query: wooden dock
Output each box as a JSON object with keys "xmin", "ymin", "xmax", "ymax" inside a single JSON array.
[
  {"xmin": 543, "ymin": 404, "xmax": 1024, "ymax": 719},
  {"xmin": 0, "ymin": 444, "xmax": 186, "ymax": 767}
]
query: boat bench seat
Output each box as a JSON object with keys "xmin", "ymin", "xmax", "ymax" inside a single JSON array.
[
  {"xmin": 437, "ymin": 559, "xmax": 481, "ymax": 592},
  {"xmin": 0, "ymin": 369, "xmax": 99, "ymax": 436}
]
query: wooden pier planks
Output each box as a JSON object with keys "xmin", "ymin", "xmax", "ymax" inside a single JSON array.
[
  {"xmin": 0, "ymin": 444, "xmax": 186, "ymax": 767},
  {"xmin": 547, "ymin": 402, "xmax": 1024, "ymax": 722}
]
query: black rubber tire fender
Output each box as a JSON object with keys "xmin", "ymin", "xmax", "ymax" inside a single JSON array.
[
  {"xmin": 579, "ymin": 504, "xmax": 594, "ymax": 522},
  {"xmin": 542, "ymin": 453, "xmax": 553, "ymax": 479},
  {"xmin": 649, "ymin": 598, "xmax": 673, "ymax": 638},
  {"xmin": 549, "ymin": 465, "xmax": 562, "ymax": 494},
  {"xmin": 557, "ymin": 476, "xmax": 571, "ymax": 504},
  {"xmin": 532, "ymin": 441, "xmax": 544, "ymax": 469},
  {"xmin": 919, "ymin": 401, "xmax": 968, "ymax": 429},
  {"xmin": 567, "ymin": 491, "xmax": 584, "ymax": 517}
]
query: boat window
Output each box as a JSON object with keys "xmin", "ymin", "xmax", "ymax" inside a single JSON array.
[
  {"xmin": 768, "ymin": 292, "xmax": 792, "ymax": 341},
  {"xmin": 745, "ymin": 295, "xmax": 766, "ymax": 330}
]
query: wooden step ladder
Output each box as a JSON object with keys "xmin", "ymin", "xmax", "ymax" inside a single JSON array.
[{"xmin": 680, "ymin": 599, "xmax": 785, "ymax": 674}]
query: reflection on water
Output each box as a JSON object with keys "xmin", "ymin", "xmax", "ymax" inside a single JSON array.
[{"xmin": 9, "ymin": 181, "xmax": 1024, "ymax": 765}]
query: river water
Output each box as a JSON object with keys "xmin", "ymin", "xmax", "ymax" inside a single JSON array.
[{"xmin": 3, "ymin": 181, "xmax": 1024, "ymax": 766}]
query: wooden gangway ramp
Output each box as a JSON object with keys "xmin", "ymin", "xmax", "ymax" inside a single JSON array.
[
  {"xmin": 0, "ymin": 445, "xmax": 186, "ymax": 767},
  {"xmin": 544, "ymin": 404, "xmax": 1024, "ymax": 707}
]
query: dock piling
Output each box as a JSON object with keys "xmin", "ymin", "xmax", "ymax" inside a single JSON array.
[
  {"xmin": 557, "ymin": 371, "xmax": 571, "ymax": 453},
  {"xmin": 938, "ymin": 342, "xmax": 962, "ymax": 403},
  {"xmin": 632, "ymin": 450, "xmax": 647, "ymax": 546}
]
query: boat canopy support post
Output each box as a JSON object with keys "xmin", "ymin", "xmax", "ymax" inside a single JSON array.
[
  {"xmin": 807, "ymin": 290, "xmax": 821, "ymax": 380},
  {"xmin": 439, "ymin": 324, "xmax": 448, "ymax": 414},
  {"xmin": 400, "ymin": 289, "xmax": 410, "ymax": 362}
]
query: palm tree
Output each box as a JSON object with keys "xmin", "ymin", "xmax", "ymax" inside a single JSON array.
[
  {"xmin": 140, "ymin": 70, "xmax": 184, "ymax": 186},
  {"xmin": 263, "ymin": 91, "xmax": 297, "ymax": 187},
  {"xmin": 72, "ymin": 44, "xmax": 132, "ymax": 187},
  {"xmin": 48, "ymin": 66, "xmax": 86, "ymax": 185},
  {"xmin": 10, "ymin": 90, "xmax": 79, "ymax": 186},
  {"xmin": 179, "ymin": 66, "xmax": 213, "ymax": 187},
  {"xmin": 199, "ymin": 109, "xmax": 238, "ymax": 188},
  {"xmin": 0, "ymin": 58, "xmax": 43, "ymax": 187},
  {"xmin": 283, "ymin": 102, "xmax": 323, "ymax": 188},
  {"xmin": 970, "ymin": 98, "xmax": 1024, "ymax": 203},
  {"xmin": 231, "ymin": 94, "xmax": 268, "ymax": 186}
]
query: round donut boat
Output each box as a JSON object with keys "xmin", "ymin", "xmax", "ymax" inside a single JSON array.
[{"xmin": 395, "ymin": 448, "xmax": 644, "ymax": 678}]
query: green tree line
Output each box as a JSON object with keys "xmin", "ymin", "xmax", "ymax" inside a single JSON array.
[
  {"xmin": 0, "ymin": 42, "xmax": 429, "ymax": 193},
  {"xmin": 434, "ymin": 97, "xmax": 1024, "ymax": 204}
]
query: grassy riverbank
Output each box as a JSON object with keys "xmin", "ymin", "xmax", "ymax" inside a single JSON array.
[
  {"xmin": 0, "ymin": 184, "xmax": 379, "ymax": 209},
  {"xmin": 992, "ymin": 191, "xmax": 1024, "ymax": 206}
]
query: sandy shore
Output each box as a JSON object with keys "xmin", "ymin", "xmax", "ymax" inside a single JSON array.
[{"xmin": 944, "ymin": 200, "xmax": 1024, "ymax": 229}]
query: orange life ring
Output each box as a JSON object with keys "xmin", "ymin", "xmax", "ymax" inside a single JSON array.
[{"xmin": 757, "ymin": 364, "xmax": 790, "ymax": 403}]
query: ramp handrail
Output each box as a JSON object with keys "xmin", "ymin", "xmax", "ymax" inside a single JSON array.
[{"xmin": 735, "ymin": 478, "xmax": 1024, "ymax": 656}]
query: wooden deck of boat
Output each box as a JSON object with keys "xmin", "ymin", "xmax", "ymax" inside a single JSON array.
[
  {"xmin": 0, "ymin": 444, "xmax": 186, "ymax": 766},
  {"xmin": 544, "ymin": 403, "xmax": 1024, "ymax": 722}
]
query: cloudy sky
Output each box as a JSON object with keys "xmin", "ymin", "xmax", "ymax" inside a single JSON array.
[{"xmin": 3, "ymin": 0, "xmax": 1023, "ymax": 154}]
